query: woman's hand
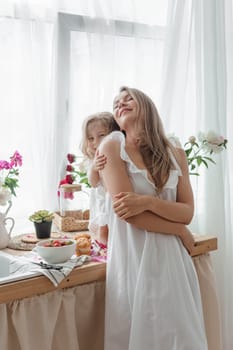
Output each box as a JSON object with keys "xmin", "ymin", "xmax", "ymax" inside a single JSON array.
[
  {"xmin": 113, "ymin": 192, "xmax": 148, "ymax": 219},
  {"xmin": 179, "ymin": 226, "xmax": 195, "ymax": 255}
]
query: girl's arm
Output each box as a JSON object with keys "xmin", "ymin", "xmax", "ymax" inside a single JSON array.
[
  {"xmin": 99, "ymin": 139, "xmax": 195, "ymax": 253},
  {"xmin": 113, "ymin": 148, "xmax": 194, "ymax": 224},
  {"xmin": 88, "ymin": 152, "xmax": 107, "ymax": 187},
  {"xmin": 88, "ymin": 165, "xmax": 101, "ymax": 187}
]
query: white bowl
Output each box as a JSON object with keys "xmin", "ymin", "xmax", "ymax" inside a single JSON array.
[{"xmin": 36, "ymin": 238, "xmax": 77, "ymax": 264}]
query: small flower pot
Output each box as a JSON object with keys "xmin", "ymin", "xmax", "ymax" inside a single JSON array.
[{"xmin": 34, "ymin": 221, "xmax": 52, "ymax": 239}]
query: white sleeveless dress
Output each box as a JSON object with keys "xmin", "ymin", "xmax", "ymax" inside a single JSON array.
[
  {"xmin": 87, "ymin": 160, "xmax": 108, "ymax": 233},
  {"xmin": 103, "ymin": 131, "xmax": 208, "ymax": 350}
]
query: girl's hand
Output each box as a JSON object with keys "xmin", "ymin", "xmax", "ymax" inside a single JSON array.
[
  {"xmin": 113, "ymin": 192, "xmax": 148, "ymax": 219},
  {"xmin": 179, "ymin": 226, "xmax": 195, "ymax": 255},
  {"xmin": 93, "ymin": 151, "xmax": 107, "ymax": 171}
]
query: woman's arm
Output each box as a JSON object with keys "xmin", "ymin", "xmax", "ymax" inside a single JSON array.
[
  {"xmin": 113, "ymin": 148, "xmax": 194, "ymax": 224},
  {"xmin": 99, "ymin": 139, "xmax": 195, "ymax": 253},
  {"xmin": 127, "ymin": 212, "xmax": 195, "ymax": 254},
  {"xmin": 99, "ymin": 138, "xmax": 134, "ymax": 195}
]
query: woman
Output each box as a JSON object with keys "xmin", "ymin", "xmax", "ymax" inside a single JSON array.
[{"xmin": 99, "ymin": 86, "xmax": 208, "ymax": 350}]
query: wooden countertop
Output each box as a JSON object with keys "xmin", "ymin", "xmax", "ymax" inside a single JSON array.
[
  {"xmin": 0, "ymin": 260, "xmax": 106, "ymax": 304},
  {"xmin": 191, "ymin": 234, "xmax": 217, "ymax": 257},
  {"xmin": 0, "ymin": 234, "xmax": 217, "ymax": 304}
]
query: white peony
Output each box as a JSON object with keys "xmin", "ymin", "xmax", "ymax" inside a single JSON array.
[{"xmin": 198, "ymin": 131, "xmax": 226, "ymax": 154}]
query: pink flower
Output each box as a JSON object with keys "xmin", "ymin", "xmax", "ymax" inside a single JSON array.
[
  {"xmin": 0, "ymin": 151, "xmax": 23, "ymax": 199},
  {"xmin": 66, "ymin": 164, "xmax": 74, "ymax": 172},
  {"xmin": 0, "ymin": 160, "xmax": 11, "ymax": 170},
  {"xmin": 59, "ymin": 179, "xmax": 68, "ymax": 187},
  {"xmin": 67, "ymin": 153, "xmax": 76, "ymax": 164},
  {"xmin": 57, "ymin": 178, "xmax": 74, "ymax": 199},
  {"xmin": 0, "ymin": 151, "xmax": 23, "ymax": 170},
  {"xmin": 10, "ymin": 151, "xmax": 23, "ymax": 167},
  {"xmin": 65, "ymin": 174, "xmax": 74, "ymax": 184},
  {"xmin": 64, "ymin": 191, "xmax": 74, "ymax": 199},
  {"xmin": 60, "ymin": 153, "xmax": 90, "ymax": 192}
]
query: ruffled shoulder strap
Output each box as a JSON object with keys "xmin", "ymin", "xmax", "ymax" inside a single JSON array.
[
  {"xmin": 101, "ymin": 131, "xmax": 147, "ymax": 178},
  {"xmin": 102, "ymin": 131, "xmax": 183, "ymax": 180},
  {"xmin": 102, "ymin": 131, "xmax": 131, "ymax": 162},
  {"xmin": 105, "ymin": 131, "xmax": 127, "ymax": 159}
]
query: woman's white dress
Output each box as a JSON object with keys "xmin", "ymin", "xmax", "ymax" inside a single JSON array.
[{"xmin": 103, "ymin": 131, "xmax": 208, "ymax": 350}]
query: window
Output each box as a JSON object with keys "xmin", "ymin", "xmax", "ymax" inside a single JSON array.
[{"xmin": 57, "ymin": 13, "xmax": 166, "ymax": 153}]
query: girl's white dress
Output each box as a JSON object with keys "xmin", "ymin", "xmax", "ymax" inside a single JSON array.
[
  {"xmin": 103, "ymin": 131, "xmax": 208, "ymax": 350},
  {"xmin": 87, "ymin": 160, "xmax": 107, "ymax": 233}
]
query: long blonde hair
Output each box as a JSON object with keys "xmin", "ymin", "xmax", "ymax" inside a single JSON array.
[
  {"xmin": 80, "ymin": 112, "xmax": 120, "ymax": 159},
  {"xmin": 118, "ymin": 86, "xmax": 177, "ymax": 192}
]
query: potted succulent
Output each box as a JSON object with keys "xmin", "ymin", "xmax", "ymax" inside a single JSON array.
[{"xmin": 29, "ymin": 210, "xmax": 54, "ymax": 239}]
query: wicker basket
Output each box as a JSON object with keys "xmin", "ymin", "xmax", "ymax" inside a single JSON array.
[{"xmin": 53, "ymin": 210, "xmax": 89, "ymax": 232}]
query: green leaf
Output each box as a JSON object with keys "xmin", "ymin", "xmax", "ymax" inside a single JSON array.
[
  {"xmin": 203, "ymin": 156, "xmax": 216, "ymax": 164},
  {"xmin": 201, "ymin": 159, "xmax": 208, "ymax": 168},
  {"xmin": 185, "ymin": 148, "xmax": 192, "ymax": 157},
  {"xmin": 77, "ymin": 171, "xmax": 87, "ymax": 177},
  {"xmin": 189, "ymin": 172, "xmax": 200, "ymax": 176},
  {"xmin": 79, "ymin": 177, "xmax": 91, "ymax": 188},
  {"xmin": 4, "ymin": 177, "xmax": 19, "ymax": 196},
  {"xmin": 196, "ymin": 157, "xmax": 203, "ymax": 166},
  {"xmin": 190, "ymin": 164, "xmax": 196, "ymax": 170},
  {"xmin": 29, "ymin": 210, "xmax": 54, "ymax": 222}
]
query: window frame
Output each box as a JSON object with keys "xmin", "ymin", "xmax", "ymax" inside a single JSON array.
[{"xmin": 56, "ymin": 12, "xmax": 166, "ymax": 128}]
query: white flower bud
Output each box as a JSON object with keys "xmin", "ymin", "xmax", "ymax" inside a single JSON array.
[{"xmin": 188, "ymin": 136, "xmax": 196, "ymax": 144}]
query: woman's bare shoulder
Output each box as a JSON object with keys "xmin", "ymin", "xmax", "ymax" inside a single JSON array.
[
  {"xmin": 173, "ymin": 146, "xmax": 189, "ymax": 174},
  {"xmin": 99, "ymin": 132, "xmax": 123, "ymax": 155}
]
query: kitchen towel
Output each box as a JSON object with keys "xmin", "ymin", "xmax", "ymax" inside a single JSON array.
[{"xmin": 9, "ymin": 252, "xmax": 91, "ymax": 287}]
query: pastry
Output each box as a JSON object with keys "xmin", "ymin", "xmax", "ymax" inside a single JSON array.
[
  {"xmin": 75, "ymin": 233, "xmax": 91, "ymax": 256},
  {"xmin": 75, "ymin": 232, "xmax": 91, "ymax": 240},
  {"xmin": 21, "ymin": 234, "xmax": 39, "ymax": 244}
]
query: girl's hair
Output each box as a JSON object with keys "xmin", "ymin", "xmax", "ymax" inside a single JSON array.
[
  {"xmin": 118, "ymin": 86, "xmax": 177, "ymax": 193},
  {"xmin": 80, "ymin": 111, "xmax": 120, "ymax": 158}
]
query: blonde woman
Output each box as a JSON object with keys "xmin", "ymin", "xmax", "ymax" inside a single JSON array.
[{"xmin": 99, "ymin": 87, "xmax": 208, "ymax": 350}]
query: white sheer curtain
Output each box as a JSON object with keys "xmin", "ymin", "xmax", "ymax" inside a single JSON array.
[
  {"xmin": 160, "ymin": 0, "xmax": 233, "ymax": 348},
  {"xmin": 0, "ymin": 16, "xmax": 58, "ymax": 232},
  {"xmin": 0, "ymin": 0, "xmax": 167, "ymax": 232}
]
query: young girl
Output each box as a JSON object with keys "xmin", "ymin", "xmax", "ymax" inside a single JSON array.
[{"xmin": 80, "ymin": 112, "xmax": 120, "ymax": 245}]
